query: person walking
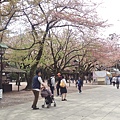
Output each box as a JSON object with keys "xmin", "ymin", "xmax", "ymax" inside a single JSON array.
[
  {"xmin": 105, "ymin": 76, "xmax": 110, "ymax": 85},
  {"xmin": 77, "ymin": 77, "xmax": 83, "ymax": 93},
  {"xmin": 60, "ymin": 76, "xmax": 67, "ymax": 101},
  {"xmin": 116, "ymin": 76, "xmax": 119, "ymax": 89},
  {"xmin": 32, "ymin": 70, "xmax": 45, "ymax": 110},
  {"xmin": 71, "ymin": 76, "xmax": 74, "ymax": 83},
  {"xmin": 56, "ymin": 73, "xmax": 62, "ymax": 96},
  {"xmin": 85, "ymin": 75, "xmax": 88, "ymax": 83},
  {"xmin": 48, "ymin": 74, "xmax": 55, "ymax": 95},
  {"xmin": 112, "ymin": 76, "xmax": 116, "ymax": 86},
  {"xmin": 110, "ymin": 77, "xmax": 112, "ymax": 85}
]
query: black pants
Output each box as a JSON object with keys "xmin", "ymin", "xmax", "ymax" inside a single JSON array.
[
  {"xmin": 57, "ymin": 85, "xmax": 61, "ymax": 96},
  {"xmin": 113, "ymin": 82, "xmax": 115, "ymax": 86},
  {"xmin": 50, "ymin": 86, "xmax": 54, "ymax": 95},
  {"xmin": 78, "ymin": 85, "xmax": 82, "ymax": 93},
  {"xmin": 32, "ymin": 90, "xmax": 39, "ymax": 108},
  {"xmin": 116, "ymin": 84, "xmax": 119, "ymax": 89},
  {"xmin": 110, "ymin": 79, "xmax": 112, "ymax": 85}
]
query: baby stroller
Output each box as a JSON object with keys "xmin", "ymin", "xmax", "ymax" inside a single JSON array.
[{"xmin": 41, "ymin": 87, "xmax": 56, "ymax": 108}]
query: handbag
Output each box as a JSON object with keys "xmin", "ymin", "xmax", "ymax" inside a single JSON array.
[{"xmin": 60, "ymin": 80, "xmax": 66, "ymax": 87}]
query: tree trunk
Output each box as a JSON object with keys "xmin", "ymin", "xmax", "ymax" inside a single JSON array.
[
  {"xmin": 25, "ymin": 47, "xmax": 44, "ymax": 89},
  {"xmin": 24, "ymin": 23, "xmax": 50, "ymax": 89},
  {"xmin": 25, "ymin": 69, "xmax": 35, "ymax": 90},
  {"xmin": 23, "ymin": 73, "xmax": 30, "ymax": 90}
]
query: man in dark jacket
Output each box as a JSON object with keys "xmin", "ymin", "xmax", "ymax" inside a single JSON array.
[
  {"xmin": 32, "ymin": 70, "xmax": 45, "ymax": 110},
  {"xmin": 56, "ymin": 73, "xmax": 62, "ymax": 96},
  {"xmin": 116, "ymin": 76, "xmax": 119, "ymax": 89}
]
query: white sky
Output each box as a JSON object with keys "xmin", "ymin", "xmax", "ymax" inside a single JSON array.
[
  {"xmin": 97, "ymin": 0, "xmax": 120, "ymax": 36},
  {"xmin": 8, "ymin": 0, "xmax": 120, "ymax": 37}
]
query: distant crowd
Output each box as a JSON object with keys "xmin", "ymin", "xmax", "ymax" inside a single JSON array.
[{"xmin": 110, "ymin": 76, "xmax": 120, "ymax": 89}]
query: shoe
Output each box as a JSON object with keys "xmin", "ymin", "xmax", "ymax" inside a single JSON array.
[
  {"xmin": 62, "ymin": 99, "xmax": 64, "ymax": 101},
  {"xmin": 32, "ymin": 107, "xmax": 39, "ymax": 110},
  {"xmin": 79, "ymin": 91, "xmax": 82, "ymax": 93},
  {"xmin": 32, "ymin": 106, "xmax": 39, "ymax": 110},
  {"xmin": 64, "ymin": 99, "xmax": 67, "ymax": 101},
  {"xmin": 31, "ymin": 105, "xmax": 36, "ymax": 108}
]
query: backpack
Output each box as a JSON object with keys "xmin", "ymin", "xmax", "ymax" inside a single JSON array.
[{"xmin": 48, "ymin": 78, "xmax": 52, "ymax": 86}]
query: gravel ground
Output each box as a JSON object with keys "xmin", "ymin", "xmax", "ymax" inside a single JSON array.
[{"xmin": 0, "ymin": 82, "xmax": 100, "ymax": 109}]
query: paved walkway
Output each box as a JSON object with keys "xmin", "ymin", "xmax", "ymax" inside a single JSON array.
[{"xmin": 0, "ymin": 85, "xmax": 120, "ymax": 120}]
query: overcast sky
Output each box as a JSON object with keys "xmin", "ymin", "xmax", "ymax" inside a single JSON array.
[
  {"xmin": 97, "ymin": 0, "xmax": 120, "ymax": 36},
  {"xmin": 8, "ymin": 0, "xmax": 120, "ymax": 37}
]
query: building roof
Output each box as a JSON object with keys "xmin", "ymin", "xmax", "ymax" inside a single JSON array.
[
  {"xmin": 3, "ymin": 67, "xmax": 26, "ymax": 73},
  {"xmin": 0, "ymin": 43, "xmax": 8, "ymax": 49}
]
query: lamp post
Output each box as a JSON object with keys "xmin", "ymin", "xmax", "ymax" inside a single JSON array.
[{"xmin": 0, "ymin": 43, "xmax": 8, "ymax": 99}]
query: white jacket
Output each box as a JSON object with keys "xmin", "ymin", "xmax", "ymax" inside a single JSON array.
[{"xmin": 50, "ymin": 77, "xmax": 55, "ymax": 86}]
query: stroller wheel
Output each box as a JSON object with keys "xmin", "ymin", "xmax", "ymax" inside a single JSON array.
[
  {"xmin": 47, "ymin": 105, "xmax": 50, "ymax": 108},
  {"xmin": 47, "ymin": 103, "xmax": 51, "ymax": 108},
  {"xmin": 42, "ymin": 105, "xmax": 45, "ymax": 108},
  {"xmin": 54, "ymin": 103, "xmax": 56, "ymax": 107}
]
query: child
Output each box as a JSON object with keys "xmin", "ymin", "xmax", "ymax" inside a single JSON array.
[
  {"xmin": 41, "ymin": 87, "xmax": 53, "ymax": 107},
  {"xmin": 41, "ymin": 86, "xmax": 52, "ymax": 98}
]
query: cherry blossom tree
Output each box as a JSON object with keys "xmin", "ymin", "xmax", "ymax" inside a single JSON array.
[{"xmin": 1, "ymin": 0, "xmax": 106, "ymax": 89}]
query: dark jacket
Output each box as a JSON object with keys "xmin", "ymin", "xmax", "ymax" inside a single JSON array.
[
  {"xmin": 116, "ymin": 77, "xmax": 119, "ymax": 84},
  {"xmin": 77, "ymin": 79, "xmax": 83, "ymax": 86},
  {"xmin": 56, "ymin": 76, "xmax": 62, "ymax": 87},
  {"xmin": 32, "ymin": 75, "xmax": 41, "ymax": 89}
]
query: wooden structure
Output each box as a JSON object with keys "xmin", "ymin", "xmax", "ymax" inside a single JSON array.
[{"xmin": 2, "ymin": 66, "xmax": 26, "ymax": 92}]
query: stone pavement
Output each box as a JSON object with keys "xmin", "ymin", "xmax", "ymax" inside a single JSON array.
[{"xmin": 0, "ymin": 85, "xmax": 120, "ymax": 120}]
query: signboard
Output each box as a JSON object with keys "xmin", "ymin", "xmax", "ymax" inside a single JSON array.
[
  {"xmin": 93, "ymin": 71, "xmax": 106, "ymax": 78},
  {"xmin": 93, "ymin": 71, "xmax": 106, "ymax": 85},
  {"xmin": 0, "ymin": 89, "xmax": 3, "ymax": 99},
  {"xmin": 97, "ymin": 77, "xmax": 106, "ymax": 82}
]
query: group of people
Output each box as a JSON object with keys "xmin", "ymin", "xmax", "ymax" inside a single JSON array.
[
  {"xmin": 31, "ymin": 70, "xmax": 68, "ymax": 110},
  {"xmin": 48, "ymin": 73, "xmax": 67, "ymax": 101},
  {"xmin": 111, "ymin": 76, "xmax": 120, "ymax": 89}
]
